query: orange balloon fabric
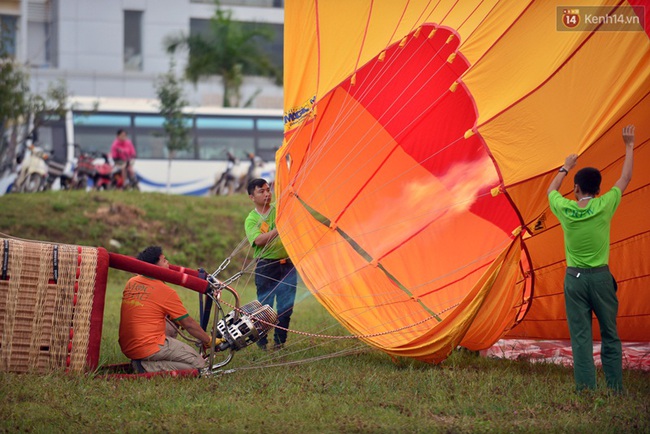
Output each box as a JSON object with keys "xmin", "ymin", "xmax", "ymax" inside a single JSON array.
[{"xmin": 278, "ymin": 0, "xmax": 650, "ymax": 363}]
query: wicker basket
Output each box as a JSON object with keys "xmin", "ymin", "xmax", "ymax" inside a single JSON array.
[{"xmin": 0, "ymin": 238, "xmax": 108, "ymax": 373}]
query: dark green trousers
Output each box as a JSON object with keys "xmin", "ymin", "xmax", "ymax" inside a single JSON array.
[{"xmin": 564, "ymin": 266, "xmax": 623, "ymax": 392}]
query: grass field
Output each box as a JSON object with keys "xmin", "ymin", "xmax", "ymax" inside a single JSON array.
[{"xmin": 1, "ymin": 190, "xmax": 649, "ymax": 433}]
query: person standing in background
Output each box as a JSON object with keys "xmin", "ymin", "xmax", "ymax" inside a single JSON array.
[
  {"xmin": 244, "ymin": 178, "xmax": 297, "ymax": 351},
  {"xmin": 547, "ymin": 125, "xmax": 635, "ymax": 392}
]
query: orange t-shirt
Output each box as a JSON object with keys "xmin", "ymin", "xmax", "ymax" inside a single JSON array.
[{"xmin": 118, "ymin": 275, "xmax": 189, "ymax": 359}]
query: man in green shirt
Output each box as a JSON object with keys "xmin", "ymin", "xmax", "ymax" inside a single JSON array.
[
  {"xmin": 245, "ymin": 178, "xmax": 297, "ymax": 350},
  {"xmin": 547, "ymin": 125, "xmax": 635, "ymax": 392}
]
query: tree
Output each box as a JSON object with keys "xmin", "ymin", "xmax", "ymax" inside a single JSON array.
[
  {"xmin": 164, "ymin": 1, "xmax": 280, "ymax": 107},
  {"xmin": 0, "ymin": 42, "xmax": 29, "ymax": 174},
  {"xmin": 154, "ymin": 59, "xmax": 191, "ymax": 193},
  {"xmin": 27, "ymin": 78, "xmax": 70, "ymax": 140},
  {"xmin": 1, "ymin": 48, "xmax": 69, "ymax": 175}
]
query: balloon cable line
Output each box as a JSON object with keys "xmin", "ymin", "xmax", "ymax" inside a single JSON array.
[
  {"xmin": 223, "ymin": 345, "xmax": 371, "ymax": 373},
  {"xmin": 268, "ymin": 23, "xmax": 520, "ymax": 348},
  {"xmin": 223, "ymin": 221, "xmax": 514, "ymax": 351},
  {"xmin": 243, "ymin": 178, "xmax": 512, "ymax": 314},
  {"xmin": 282, "ymin": 14, "xmax": 452, "ymax": 184},
  {"xmin": 219, "ymin": 296, "xmax": 458, "ymax": 342},
  {"xmin": 285, "ymin": 30, "xmax": 460, "ymax": 204},
  {"xmin": 288, "ymin": 0, "xmax": 507, "ymax": 188}
]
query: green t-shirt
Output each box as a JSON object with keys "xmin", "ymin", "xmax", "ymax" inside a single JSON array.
[
  {"xmin": 244, "ymin": 204, "xmax": 288, "ymax": 260},
  {"xmin": 548, "ymin": 187, "xmax": 621, "ymax": 268}
]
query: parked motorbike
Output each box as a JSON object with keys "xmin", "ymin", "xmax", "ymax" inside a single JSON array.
[
  {"xmin": 210, "ymin": 152, "xmax": 238, "ymax": 196},
  {"xmin": 64, "ymin": 151, "xmax": 112, "ymax": 191},
  {"xmin": 93, "ymin": 154, "xmax": 116, "ymax": 190},
  {"xmin": 112, "ymin": 159, "xmax": 140, "ymax": 191},
  {"xmin": 69, "ymin": 151, "xmax": 97, "ymax": 190},
  {"xmin": 82, "ymin": 154, "xmax": 139, "ymax": 191},
  {"xmin": 43, "ymin": 157, "xmax": 73, "ymax": 191},
  {"xmin": 11, "ymin": 144, "xmax": 49, "ymax": 193}
]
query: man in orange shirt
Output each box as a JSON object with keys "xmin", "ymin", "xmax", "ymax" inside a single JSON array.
[{"xmin": 119, "ymin": 246, "xmax": 212, "ymax": 373}]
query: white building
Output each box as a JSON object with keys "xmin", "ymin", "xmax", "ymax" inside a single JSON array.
[{"xmin": 0, "ymin": 0, "xmax": 284, "ymax": 108}]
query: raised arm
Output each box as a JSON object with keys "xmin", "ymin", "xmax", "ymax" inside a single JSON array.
[
  {"xmin": 614, "ymin": 125, "xmax": 635, "ymax": 193},
  {"xmin": 547, "ymin": 154, "xmax": 578, "ymax": 195}
]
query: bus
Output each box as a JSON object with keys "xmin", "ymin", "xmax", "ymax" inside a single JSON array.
[{"xmin": 40, "ymin": 97, "xmax": 283, "ymax": 195}]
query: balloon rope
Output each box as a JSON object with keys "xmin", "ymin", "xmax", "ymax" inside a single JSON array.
[
  {"xmin": 283, "ymin": 29, "xmax": 456, "ymax": 207},
  {"xmin": 222, "ymin": 346, "xmax": 371, "ymax": 373},
  {"xmin": 221, "ymin": 297, "xmax": 459, "ymax": 341}
]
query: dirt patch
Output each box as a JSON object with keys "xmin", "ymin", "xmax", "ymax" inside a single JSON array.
[{"xmin": 84, "ymin": 203, "xmax": 160, "ymax": 232}]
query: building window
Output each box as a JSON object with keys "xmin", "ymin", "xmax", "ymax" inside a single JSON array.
[
  {"xmin": 1, "ymin": 15, "xmax": 18, "ymax": 56},
  {"xmin": 124, "ymin": 10, "xmax": 143, "ymax": 71},
  {"xmin": 28, "ymin": 24, "xmax": 55, "ymax": 67}
]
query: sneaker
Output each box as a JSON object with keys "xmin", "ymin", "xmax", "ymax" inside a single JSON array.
[
  {"xmin": 258, "ymin": 343, "xmax": 268, "ymax": 351},
  {"xmin": 273, "ymin": 343, "xmax": 284, "ymax": 351}
]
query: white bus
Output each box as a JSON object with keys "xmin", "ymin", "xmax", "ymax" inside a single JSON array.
[{"xmin": 42, "ymin": 97, "xmax": 282, "ymax": 195}]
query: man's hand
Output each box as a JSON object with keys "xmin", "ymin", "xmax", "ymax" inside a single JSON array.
[
  {"xmin": 623, "ymin": 125, "xmax": 635, "ymax": 149},
  {"xmin": 202, "ymin": 337, "xmax": 226, "ymax": 352},
  {"xmin": 563, "ymin": 154, "xmax": 578, "ymax": 172}
]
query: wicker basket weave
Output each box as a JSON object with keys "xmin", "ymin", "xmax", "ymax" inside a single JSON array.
[{"xmin": 0, "ymin": 238, "xmax": 108, "ymax": 373}]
